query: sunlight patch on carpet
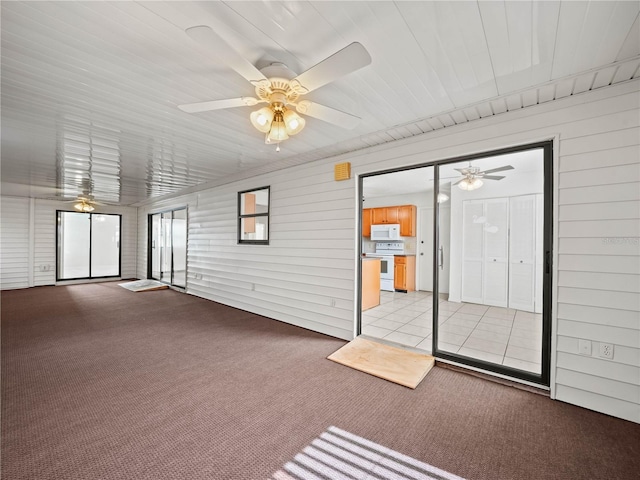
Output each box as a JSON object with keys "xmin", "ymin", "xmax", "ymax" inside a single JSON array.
[
  {"xmin": 271, "ymin": 426, "xmax": 465, "ymax": 480},
  {"xmin": 118, "ymin": 279, "xmax": 168, "ymax": 292},
  {"xmin": 327, "ymin": 337, "xmax": 435, "ymax": 389}
]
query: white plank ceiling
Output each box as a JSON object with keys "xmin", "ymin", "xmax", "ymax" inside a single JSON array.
[{"xmin": 1, "ymin": 1, "xmax": 639, "ymax": 205}]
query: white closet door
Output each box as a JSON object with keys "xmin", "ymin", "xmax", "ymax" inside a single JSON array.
[
  {"xmin": 509, "ymin": 195, "xmax": 536, "ymax": 312},
  {"xmin": 461, "ymin": 200, "xmax": 484, "ymax": 304},
  {"xmin": 483, "ymin": 198, "xmax": 509, "ymax": 307}
]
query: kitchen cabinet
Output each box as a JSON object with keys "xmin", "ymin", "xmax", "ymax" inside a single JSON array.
[
  {"xmin": 398, "ymin": 205, "xmax": 417, "ymax": 236},
  {"xmin": 394, "ymin": 255, "xmax": 416, "ymax": 292},
  {"xmin": 362, "ymin": 257, "xmax": 381, "ymax": 310},
  {"xmin": 365, "ymin": 204, "xmax": 416, "ymax": 237},
  {"xmin": 372, "ymin": 206, "xmax": 398, "ymax": 225},
  {"xmin": 362, "ymin": 208, "xmax": 373, "ymax": 237}
]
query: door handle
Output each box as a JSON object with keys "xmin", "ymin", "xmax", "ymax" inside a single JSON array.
[{"xmin": 439, "ymin": 246, "xmax": 444, "ymax": 270}]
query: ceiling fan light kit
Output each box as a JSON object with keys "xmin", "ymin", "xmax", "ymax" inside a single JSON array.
[
  {"xmin": 180, "ymin": 25, "xmax": 371, "ymax": 150},
  {"xmin": 74, "ymin": 200, "xmax": 95, "ymax": 212},
  {"xmin": 453, "ymin": 163, "xmax": 514, "ymax": 191},
  {"xmin": 458, "ymin": 177, "xmax": 484, "ymax": 191}
]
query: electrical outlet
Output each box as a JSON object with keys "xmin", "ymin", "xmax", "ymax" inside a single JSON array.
[
  {"xmin": 599, "ymin": 343, "xmax": 614, "ymax": 359},
  {"xmin": 578, "ymin": 339, "xmax": 592, "ymax": 356}
]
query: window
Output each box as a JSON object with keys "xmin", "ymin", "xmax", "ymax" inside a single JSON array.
[
  {"xmin": 238, "ymin": 187, "xmax": 270, "ymax": 244},
  {"xmin": 57, "ymin": 211, "xmax": 121, "ymax": 280}
]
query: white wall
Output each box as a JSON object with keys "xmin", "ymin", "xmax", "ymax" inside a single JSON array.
[
  {"xmin": 0, "ymin": 198, "xmax": 137, "ymax": 288},
  {"xmin": 136, "ymin": 79, "xmax": 639, "ymax": 423}
]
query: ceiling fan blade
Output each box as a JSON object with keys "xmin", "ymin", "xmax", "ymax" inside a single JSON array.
[
  {"xmin": 482, "ymin": 165, "xmax": 514, "ymax": 174},
  {"xmin": 290, "ymin": 42, "xmax": 371, "ymax": 94},
  {"xmin": 453, "ymin": 179, "xmax": 464, "ymax": 186},
  {"xmin": 482, "ymin": 175, "xmax": 506, "ymax": 181},
  {"xmin": 178, "ymin": 97, "xmax": 259, "ymax": 113},
  {"xmin": 295, "ymin": 100, "xmax": 360, "ymax": 129},
  {"xmin": 185, "ymin": 26, "xmax": 269, "ymax": 87}
]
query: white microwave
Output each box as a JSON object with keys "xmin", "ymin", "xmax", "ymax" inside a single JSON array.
[{"xmin": 370, "ymin": 224, "xmax": 400, "ymax": 241}]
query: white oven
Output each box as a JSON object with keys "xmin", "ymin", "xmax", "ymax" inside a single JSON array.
[{"xmin": 367, "ymin": 242, "xmax": 405, "ymax": 291}]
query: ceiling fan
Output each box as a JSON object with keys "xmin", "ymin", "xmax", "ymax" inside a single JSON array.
[
  {"xmin": 452, "ymin": 163, "xmax": 514, "ymax": 191},
  {"xmin": 178, "ymin": 26, "xmax": 372, "ymax": 150},
  {"xmin": 53, "ymin": 192, "xmax": 102, "ymax": 212}
]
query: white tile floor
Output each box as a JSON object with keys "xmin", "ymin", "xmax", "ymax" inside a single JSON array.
[{"xmin": 362, "ymin": 290, "xmax": 542, "ymax": 374}]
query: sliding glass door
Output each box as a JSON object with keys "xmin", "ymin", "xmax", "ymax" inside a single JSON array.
[
  {"xmin": 148, "ymin": 208, "xmax": 187, "ymax": 288},
  {"xmin": 57, "ymin": 211, "xmax": 121, "ymax": 280},
  {"xmin": 359, "ymin": 141, "xmax": 552, "ymax": 386}
]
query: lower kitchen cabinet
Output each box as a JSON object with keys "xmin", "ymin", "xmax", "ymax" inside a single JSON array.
[{"xmin": 394, "ymin": 255, "xmax": 416, "ymax": 292}]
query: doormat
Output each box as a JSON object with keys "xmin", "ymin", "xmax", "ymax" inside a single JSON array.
[
  {"xmin": 118, "ymin": 279, "xmax": 169, "ymax": 292},
  {"xmin": 327, "ymin": 337, "xmax": 435, "ymax": 389}
]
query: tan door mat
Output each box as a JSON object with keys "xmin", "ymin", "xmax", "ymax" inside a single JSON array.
[{"xmin": 327, "ymin": 337, "xmax": 435, "ymax": 389}]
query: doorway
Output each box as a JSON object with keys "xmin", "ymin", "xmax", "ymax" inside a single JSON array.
[
  {"xmin": 359, "ymin": 141, "xmax": 552, "ymax": 386},
  {"xmin": 56, "ymin": 211, "xmax": 121, "ymax": 281},
  {"xmin": 148, "ymin": 208, "xmax": 187, "ymax": 288}
]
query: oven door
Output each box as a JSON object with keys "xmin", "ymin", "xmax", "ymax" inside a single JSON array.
[{"xmin": 378, "ymin": 255, "xmax": 394, "ymax": 291}]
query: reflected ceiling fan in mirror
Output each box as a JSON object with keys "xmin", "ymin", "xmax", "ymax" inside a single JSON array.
[
  {"xmin": 178, "ymin": 26, "xmax": 371, "ymax": 150},
  {"xmin": 453, "ymin": 163, "xmax": 514, "ymax": 191}
]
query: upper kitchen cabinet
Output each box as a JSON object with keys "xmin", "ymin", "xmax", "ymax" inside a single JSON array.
[
  {"xmin": 372, "ymin": 206, "xmax": 399, "ymax": 225},
  {"xmin": 398, "ymin": 205, "xmax": 417, "ymax": 237},
  {"xmin": 363, "ymin": 208, "xmax": 373, "ymax": 237},
  {"xmin": 365, "ymin": 205, "xmax": 417, "ymax": 237}
]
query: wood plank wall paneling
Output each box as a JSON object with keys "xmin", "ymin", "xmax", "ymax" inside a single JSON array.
[
  {"xmin": 34, "ymin": 199, "xmax": 57, "ymax": 286},
  {"xmin": 133, "ymin": 79, "xmax": 640, "ymax": 423},
  {"xmin": 0, "ymin": 197, "xmax": 30, "ymax": 289}
]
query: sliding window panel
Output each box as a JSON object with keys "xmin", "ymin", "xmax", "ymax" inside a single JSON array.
[
  {"xmin": 58, "ymin": 212, "xmax": 90, "ymax": 280},
  {"xmin": 91, "ymin": 215, "xmax": 120, "ymax": 277}
]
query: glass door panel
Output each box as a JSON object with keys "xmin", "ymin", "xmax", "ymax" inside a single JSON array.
[
  {"xmin": 151, "ymin": 213, "xmax": 161, "ymax": 279},
  {"xmin": 58, "ymin": 212, "xmax": 90, "ymax": 279},
  {"xmin": 161, "ymin": 212, "xmax": 172, "ymax": 283},
  {"xmin": 172, "ymin": 209, "xmax": 187, "ymax": 288},
  {"xmin": 359, "ymin": 166, "xmax": 434, "ymax": 352},
  {"xmin": 57, "ymin": 211, "xmax": 121, "ymax": 280},
  {"xmin": 91, "ymin": 214, "xmax": 120, "ymax": 277},
  {"xmin": 149, "ymin": 208, "xmax": 187, "ymax": 288},
  {"xmin": 436, "ymin": 149, "xmax": 545, "ymax": 377}
]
